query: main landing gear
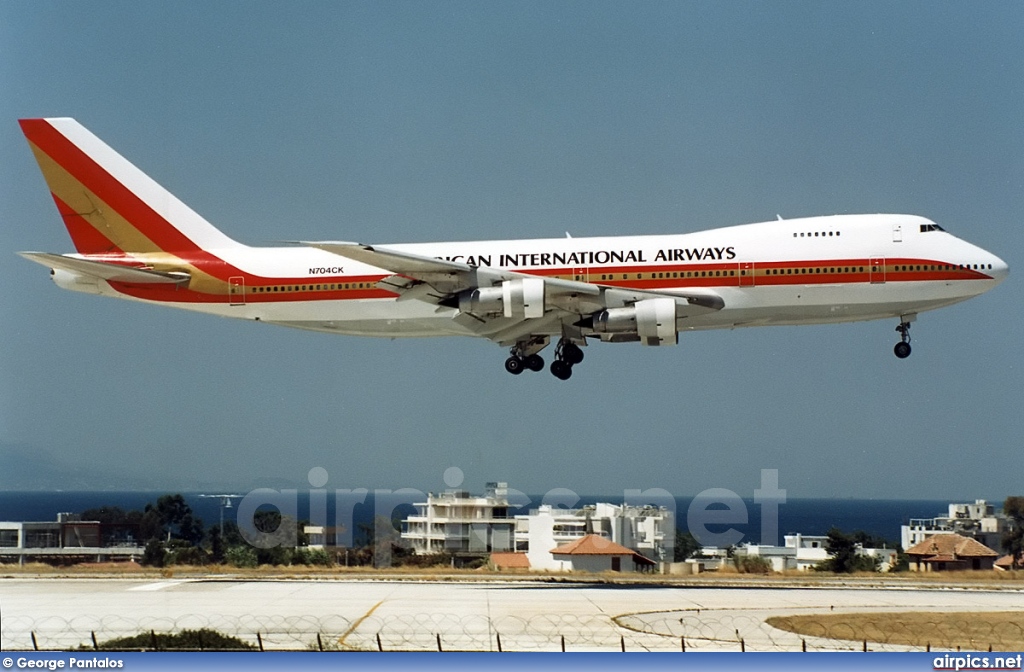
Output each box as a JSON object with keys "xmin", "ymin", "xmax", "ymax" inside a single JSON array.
[
  {"xmin": 549, "ymin": 339, "xmax": 584, "ymax": 381},
  {"xmin": 504, "ymin": 352, "xmax": 544, "ymax": 375},
  {"xmin": 894, "ymin": 321, "xmax": 912, "ymax": 359},
  {"xmin": 503, "ymin": 338, "xmax": 585, "ymax": 380}
]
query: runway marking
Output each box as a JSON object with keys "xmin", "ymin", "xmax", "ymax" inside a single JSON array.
[
  {"xmin": 127, "ymin": 580, "xmax": 190, "ymax": 592},
  {"xmin": 338, "ymin": 599, "xmax": 384, "ymax": 650}
]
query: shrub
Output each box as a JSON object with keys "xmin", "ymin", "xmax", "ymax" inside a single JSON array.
[
  {"xmin": 734, "ymin": 555, "xmax": 773, "ymax": 574},
  {"xmin": 141, "ymin": 540, "xmax": 165, "ymax": 567},
  {"xmin": 90, "ymin": 628, "xmax": 254, "ymax": 650},
  {"xmin": 224, "ymin": 545, "xmax": 258, "ymax": 568},
  {"xmin": 307, "ymin": 549, "xmax": 332, "ymax": 566}
]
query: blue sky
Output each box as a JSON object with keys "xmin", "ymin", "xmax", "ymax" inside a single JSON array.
[{"xmin": 1, "ymin": 2, "xmax": 1021, "ymax": 499}]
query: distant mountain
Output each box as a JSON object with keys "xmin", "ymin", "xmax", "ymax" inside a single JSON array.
[
  {"xmin": 0, "ymin": 442, "xmax": 300, "ymax": 492},
  {"xmin": 0, "ymin": 442, "xmax": 162, "ymax": 490}
]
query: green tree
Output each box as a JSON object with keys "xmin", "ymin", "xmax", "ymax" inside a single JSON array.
[
  {"xmin": 145, "ymin": 494, "xmax": 204, "ymax": 544},
  {"xmin": 244, "ymin": 510, "xmax": 309, "ymax": 565},
  {"xmin": 889, "ymin": 546, "xmax": 910, "ymax": 572},
  {"xmin": 347, "ymin": 515, "xmax": 411, "ymax": 568},
  {"xmin": 141, "ymin": 539, "xmax": 165, "ymax": 567},
  {"xmin": 208, "ymin": 525, "xmax": 224, "ymax": 563},
  {"xmin": 81, "ymin": 506, "xmax": 145, "ymax": 545},
  {"xmin": 1001, "ymin": 496, "xmax": 1024, "ymax": 569},
  {"xmin": 217, "ymin": 521, "xmax": 245, "ymax": 547},
  {"xmin": 672, "ymin": 529, "xmax": 702, "ymax": 562},
  {"xmin": 816, "ymin": 527, "xmax": 879, "ymax": 573},
  {"xmin": 164, "ymin": 539, "xmax": 208, "ymax": 566}
]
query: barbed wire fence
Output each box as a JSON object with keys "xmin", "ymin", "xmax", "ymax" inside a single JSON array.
[{"xmin": 3, "ymin": 612, "xmax": 1023, "ymax": 652}]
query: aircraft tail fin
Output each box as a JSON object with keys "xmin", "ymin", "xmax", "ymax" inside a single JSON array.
[{"xmin": 19, "ymin": 118, "xmax": 243, "ymax": 256}]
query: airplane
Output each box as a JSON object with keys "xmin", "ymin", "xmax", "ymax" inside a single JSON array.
[{"xmin": 18, "ymin": 117, "xmax": 1008, "ymax": 380}]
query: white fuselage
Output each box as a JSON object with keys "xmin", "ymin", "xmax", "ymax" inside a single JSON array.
[{"xmin": 82, "ymin": 213, "xmax": 1007, "ymax": 339}]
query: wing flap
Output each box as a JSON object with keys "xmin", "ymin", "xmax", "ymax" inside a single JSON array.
[
  {"xmin": 306, "ymin": 242, "xmax": 474, "ymax": 275},
  {"xmin": 601, "ymin": 286, "xmax": 725, "ymax": 314}
]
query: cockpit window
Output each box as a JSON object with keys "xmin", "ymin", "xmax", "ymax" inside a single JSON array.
[{"xmin": 920, "ymin": 224, "xmax": 946, "ymax": 233}]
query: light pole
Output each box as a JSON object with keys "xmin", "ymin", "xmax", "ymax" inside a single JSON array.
[{"xmin": 199, "ymin": 494, "xmax": 242, "ymax": 537}]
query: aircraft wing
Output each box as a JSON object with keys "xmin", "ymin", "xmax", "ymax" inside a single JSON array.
[
  {"xmin": 308, "ymin": 241, "xmax": 600, "ymax": 296},
  {"xmin": 19, "ymin": 252, "xmax": 190, "ymax": 285},
  {"xmin": 310, "ymin": 242, "xmax": 723, "ymax": 345}
]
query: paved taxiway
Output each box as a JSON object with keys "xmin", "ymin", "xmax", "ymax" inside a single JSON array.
[{"xmin": 2, "ymin": 578, "xmax": 1022, "ymax": 651}]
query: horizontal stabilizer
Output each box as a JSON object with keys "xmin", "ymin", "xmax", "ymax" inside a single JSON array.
[{"xmin": 19, "ymin": 252, "xmax": 190, "ymax": 285}]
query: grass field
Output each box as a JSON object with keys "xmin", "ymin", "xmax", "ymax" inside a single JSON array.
[
  {"xmin": 2, "ymin": 561, "xmax": 1024, "ymax": 586},
  {"xmin": 767, "ymin": 612, "xmax": 1024, "ymax": 652}
]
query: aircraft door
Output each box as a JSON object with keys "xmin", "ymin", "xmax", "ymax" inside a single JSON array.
[
  {"xmin": 738, "ymin": 262, "xmax": 755, "ymax": 287},
  {"xmin": 228, "ymin": 276, "xmax": 246, "ymax": 305},
  {"xmin": 892, "ymin": 224, "xmax": 903, "ymax": 242},
  {"xmin": 869, "ymin": 258, "xmax": 885, "ymax": 284},
  {"xmin": 572, "ymin": 265, "xmax": 589, "ymax": 282}
]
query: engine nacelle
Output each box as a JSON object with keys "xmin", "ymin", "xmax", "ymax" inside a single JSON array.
[
  {"xmin": 458, "ymin": 278, "xmax": 545, "ymax": 319},
  {"xmin": 51, "ymin": 269, "xmax": 104, "ymax": 295},
  {"xmin": 590, "ymin": 297, "xmax": 678, "ymax": 346},
  {"xmin": 459, "ymin": 286, "xmax": 504, "ymax": 314}
]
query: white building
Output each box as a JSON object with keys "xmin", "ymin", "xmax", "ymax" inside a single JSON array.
[
  {"xmin": 549, "ymin": 534, "xmax": 657, "ymax": 573},
  {"xmin": 303, "ymin": 525, "xmax": 344, "ymax": 550},
  {"xmin": 901, "ymin": 500, "xmax": 1007, "ymax": 552},
  {"xmin": 402, "ymin": 482, "xmax": 518, "ymax": 555},
  {"xmin": 515, "ymin": 502, "xmax": 673, "ymax": 571},
  {"xmin": 734, "ymin": 533, "xmax": 897, "ymax": 572},
  {"xmin": 401, "ymin": 486, "xmax": 674, "ymax": 570},
  {"xmin": 0, "ymin": 514, "xmax": 143, "ymax": 565},
  {"xmin": 785, "ymin": 533, "xmax": 833, "ymax": 570}
]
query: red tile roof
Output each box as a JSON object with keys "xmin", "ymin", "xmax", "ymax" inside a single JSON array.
[
  {"xmin": 550, "ymin": 534, "xmax": 656, "ymax": 564},
  {"xmin": 995, "ymin": 553, "xmax": 1023, "ymax": 569},
  {"xmin": 905, "ymin": 534, "xmax": 999, "ymax": 559},
  {"xmin": 490, "ymin": 552, "xmax": 530, "ymax": 569}
]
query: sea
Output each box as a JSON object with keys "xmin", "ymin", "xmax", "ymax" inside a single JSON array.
[{"xmin": 0, "ymin": 491, "xmax": 951, "ymax": 548}]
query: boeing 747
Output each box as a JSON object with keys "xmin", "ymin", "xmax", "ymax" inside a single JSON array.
[{"xmin": 18, "ymin": 118, "xmax": 1008, "ymax": 379}]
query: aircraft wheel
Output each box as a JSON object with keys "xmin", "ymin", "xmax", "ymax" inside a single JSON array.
[
  {"xmin": 894, "ymin": 342, "xmax": 912, "ymax": 359},
  {"xmin": 505, "ymin": 356, "xmax": 524, "ymax": 374},
  {"xmin": 524, "ymin": 354, "xmax": 544, "ymax": 372},
  {"xmin": 562, "ymin": 343, "xmax": 584, "ymax": 365},
  {"xmin": 550, "ymin": 360, "xmax": 573, "ymax": 380}
]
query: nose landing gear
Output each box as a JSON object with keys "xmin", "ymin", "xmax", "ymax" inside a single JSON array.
[{"xmin": 894, "ymin": 321, "xmax": 912, "ymax": 359}]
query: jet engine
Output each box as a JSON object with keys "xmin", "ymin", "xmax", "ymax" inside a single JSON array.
[
  {"xmin": 458, "ymin": 278, "xmax": 545, "ymax": 319},
  {"xmin": 588, "ymin": 297, "xmax": 678, "ymax": 346}
]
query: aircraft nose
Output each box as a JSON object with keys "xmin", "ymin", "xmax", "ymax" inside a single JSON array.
[{"xmin": 989, "ymin": 253, "xmax": 1009, "ymax": 282}]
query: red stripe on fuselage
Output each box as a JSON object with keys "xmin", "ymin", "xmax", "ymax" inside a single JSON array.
[{"xmin": 106, "ymin": 257, "xmax": 991, "ymax": 303}]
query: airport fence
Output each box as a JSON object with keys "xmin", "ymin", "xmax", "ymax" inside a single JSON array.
[{"xmin": 4, "ymin": 612, "xmax": 1023, "ymax": 652}]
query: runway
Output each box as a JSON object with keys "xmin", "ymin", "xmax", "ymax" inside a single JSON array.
[{"xmin": 2, "ymin": 578, "xmax": 1021, "ymax": 652}]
